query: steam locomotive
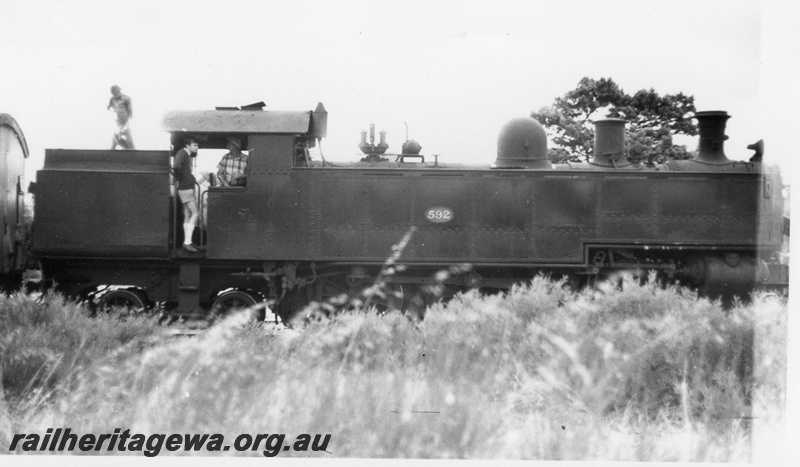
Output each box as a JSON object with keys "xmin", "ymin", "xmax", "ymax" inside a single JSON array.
[{"xmin": 19, "ymin": 102, "xmax": 787, "ymax": 321}]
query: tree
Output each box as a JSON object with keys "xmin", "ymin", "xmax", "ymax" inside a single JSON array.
[{"xmin": 531, "ymin": 77, "xmax": 697, "ymax": 163}]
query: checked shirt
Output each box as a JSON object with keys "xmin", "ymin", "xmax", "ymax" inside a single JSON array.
[{"xmin": 217, "ymin": 153, "xmax": 248, "ymax": 186}]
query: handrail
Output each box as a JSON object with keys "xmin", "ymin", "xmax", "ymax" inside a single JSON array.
[
  {"xmin": 172, "ymin": 184, "xmax": 178, "ymax": 252},
  {"xmin": 197, "ymin": 181, "xmax": 206, "ymax": 247}
]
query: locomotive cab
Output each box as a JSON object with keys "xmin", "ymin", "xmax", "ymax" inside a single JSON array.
[{"xmin": 162, "ymin": 104, "xmax": 327, "ymax": 259}]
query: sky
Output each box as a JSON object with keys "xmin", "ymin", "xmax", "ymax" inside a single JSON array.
[{"xmin": 2, "ymin": 0, "xmax": 798, "ymax": 177}]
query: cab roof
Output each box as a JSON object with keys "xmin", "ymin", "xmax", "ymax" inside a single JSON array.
[{"xmin": 162, "ymin": 109, "xmax": 312, "ymax": 134}]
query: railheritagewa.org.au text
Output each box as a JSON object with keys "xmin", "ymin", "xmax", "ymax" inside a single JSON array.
[{"xmin": 8, "ymin": 428, "xmax": 332, "ymax": 457}]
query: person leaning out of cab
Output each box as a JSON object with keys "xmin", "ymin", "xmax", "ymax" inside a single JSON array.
[{"xmin": 216, "ymin": 137, "xmax": 248, "ymax": 187}]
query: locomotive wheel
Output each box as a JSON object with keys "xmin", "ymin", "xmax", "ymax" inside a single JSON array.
[
  {"xmin": 97, "ymin": 289, "xmax": 147, "ymax": 314},
  {"xmin": 210, "ymin": 290, "xmax": 261, "ymax": 321},
  {"xmin": 313, "ymin": 274, "xmax": 355, "ymax": 308},
  {"xmin": 289, "ymin": 274, "xmax": 355, "ymax": 323},
  {"xmin": 406, "ymin": 285, "xmax": 437, "ymax": 321},
  {"xmin": 364, "ymin": 283, "xmax": 404, "ymax": 313}
]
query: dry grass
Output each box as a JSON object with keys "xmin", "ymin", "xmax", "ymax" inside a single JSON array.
[{"xmin": 0, "ymin": 276, "xmax": 788, "ymax": 460}]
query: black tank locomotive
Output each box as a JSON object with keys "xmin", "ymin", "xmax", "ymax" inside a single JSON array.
[{"xmin": 27, "ymin": 104, "xmax": 786, "ymax": 319}]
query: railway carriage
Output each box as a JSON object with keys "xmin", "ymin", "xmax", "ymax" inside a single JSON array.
[{"xmin": 0, "ymin": 114, "xmax": 29, "ymax": 289}]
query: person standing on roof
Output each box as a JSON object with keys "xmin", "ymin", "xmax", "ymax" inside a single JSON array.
[
  {"xmin": 216, "ymin": 137, "xmax": 248, "ymax": 186},
  {"xmin": 108, "ymin": 85, "xmax": 134, "ymax": 149},
  {"xmin": 173, "ymin": 137, "xmax": 200, "ymax": 252}
]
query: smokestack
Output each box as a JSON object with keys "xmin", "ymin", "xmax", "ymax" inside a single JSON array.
[
  {"xmin": 592, "ymin": 118, "xmax": 626, "ymax": 166},
  {"xmin": 695, "ymin": 111, "xmax": 730, "ymax": 163}
]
